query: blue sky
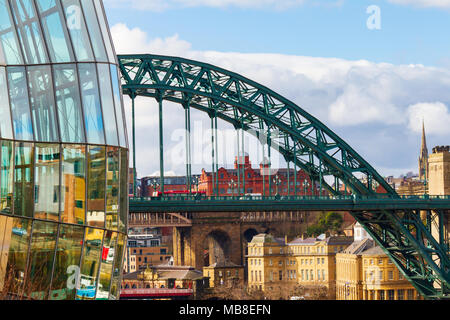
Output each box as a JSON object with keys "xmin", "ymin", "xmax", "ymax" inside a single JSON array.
[
  {"xmin": 103, "ymin": 0, "xmax": 450, "ymax": 178},
  {"xmin": 104, "ymin": 0, "xmax": 450, "ymax": 67}
]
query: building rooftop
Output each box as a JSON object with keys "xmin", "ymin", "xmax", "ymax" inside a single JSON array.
[
  {"xmin": 250, "ymin": 233, "xmax": 285, "ymax": 245},
  {"xmin": 288, "ymin": 234, "xmax": 353, "ymax": 246}
]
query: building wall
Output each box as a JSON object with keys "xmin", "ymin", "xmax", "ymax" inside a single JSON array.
[
  {"xmin": 361, "ymin": 255, "xmax": 420, "ymax": 300},
  {"xmin": 428, "ymin": 148, "xmax": 450, "ymax": 196}
]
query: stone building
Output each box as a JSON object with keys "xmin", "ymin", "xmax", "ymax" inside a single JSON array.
[
  {"xmin": 336, "ymin": 223, "xmax": 420, "ymax": 300},
  {"xmin": 246, "ymin": 233, "xmax": 353, "ymax": 299},
  {"xmin": 203, "ymin": 261, "xmax": 245, "ymax": 288}
]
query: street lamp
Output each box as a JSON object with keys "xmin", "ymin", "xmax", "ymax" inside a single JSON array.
[
  {"xmin": 302, "ymin": 179, "xmax": 310, "ymax": 197},
  {"xmin": 273, "ymin": 175, "xmax": 282, "ymax": 197},
  {"xmin": 228, "ymin": 179, "xmax": 237, "ymax": 197},
  {"xmin": 150, "ymin": 178, "xmax": 160, "ymax": 197},
  {"xmin": 191, "ymin": 176, "xmax": 199, "ymax": 194}
]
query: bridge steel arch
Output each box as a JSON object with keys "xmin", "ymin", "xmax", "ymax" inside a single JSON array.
[{"xmin": 118, "ymin": 54, "xmax": 449, "ymax": 299}]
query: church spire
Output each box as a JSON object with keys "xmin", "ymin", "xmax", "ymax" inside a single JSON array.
[{"xmin": 419, "ymin": 120, "xmax": 428, "ymax": 181}]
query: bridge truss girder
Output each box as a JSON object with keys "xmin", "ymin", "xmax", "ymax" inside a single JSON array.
[{"xmin": 118, "ymin": 54, "xmax": 450, "ymax": 299}]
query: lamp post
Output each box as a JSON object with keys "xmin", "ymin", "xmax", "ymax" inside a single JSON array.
[
  {"xmin": 303, "ymin": 180, "xmax": 310, "ymax": 197},
  {"xmin": 273, "ymin": 175, "xmax": 282, "ymax": 197},
  {"xmin": 191, "ymin": 176, "xmax": 199, "ymax": 193},
  {"xmin": 150, "ymin": 178, "xmax": 161, "ymax": 197},
  {"xmin": 228, "ymin": 179, "xmax": 237, "ymax": 198}
]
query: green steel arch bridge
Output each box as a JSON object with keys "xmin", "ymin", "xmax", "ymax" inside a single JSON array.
[{"xmin": 118, "ymin": 54, "xmax": 450, "ymax": 300}]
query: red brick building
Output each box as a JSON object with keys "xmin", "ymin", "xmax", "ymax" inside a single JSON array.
[{"xmin": 198, "ymin": 154, "xmax": 327, "ymax": 197}]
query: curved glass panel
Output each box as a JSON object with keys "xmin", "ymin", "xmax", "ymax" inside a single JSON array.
[
  {"xmin": 9, "ymin": 0, "xmax": 49, "ymax": 65},
  {"xmin": 78, "ymin": 63, "xmax": 105, "ymax": 145},
  {"xmin": 36, "ymin": 0, "xmax": 74, "ymax": 63},
  {"xmin": 110, "ymin": 65, "xmax": 127, "ymax": 148},
  {"xmin": 77, "ymin": 227, "xmax": 103, "ymax": 300},
  {"xmin": 87, "ymin": 145, "xmax": 105, "ymax": 228},
  {"xmin": 118, "ymin": 148, "xmax": 128, "ymax": 234},
  {"xmin": 106, "ymin": 147, "xmax": 119, "ymax": 231},
  {"xmin": 28, "ymin": 65, "xmax": 60, "ymax": 142},
  {"xmin": 53, "ymin": 64, "xmax": 85, "ymax": 143},
  {"xmin": 61, "ymin": 0, "xmax": 94, "ymax": 62},
  {"xmin": 0, "ymin": 0, "xmax": 128, "ymax": 301},
  {"xmin": 109, "ymin": 232, "xmax": 124, "ymax": 300},
  {"xmin": 27, "ymin": 220, "xmax": 58, "ymax": 300},
  {"xmin": 98, "ymin": 63, "xmax": 118, "ymax": 146},
  {"xmin": 14, "ymin": 142, "xmax": 34, "ymax": 218},
  {"xmin": 0, "ymin": 0, "xmax": 23, "ymax": 65},
  {"xmin": 92, "ymin": 0, "xmax": 115, "ymax": 64},
  {"xmin": 0, "ymin": 67, "xmax": 14, "ymax": 140},
  {"xmin": 34, "ymin": 144, "xmax": 60, "ymax": 222},
  {"xmin": 49, "ymin": 224, "xmax": 83, "ymax": 300},
  {"xmin": 95, "ymin": 231, "xmax": 116, "ymax": 300},
  {"xmin": 79, "ymin": 0, "xmax": 107, "ymax": 62},
  {"xmin": 0, "ymin": 141, "xmax": 13, "ymax": 214},
  {"xmin": 2, "ymin": 217, "xmax": 32, "ymax": 296},
  {"xmin": 7, "ymin": 67, "xmax": 34, "ymax": 141},
  {"xmin": 61, "ymin": 144, "xmax": 86, "ymax": 225}
]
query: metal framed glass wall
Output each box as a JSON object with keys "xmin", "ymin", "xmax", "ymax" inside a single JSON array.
[{"xmin": 0, "ymin": 0, "xmax": 128, "ymax": 300}]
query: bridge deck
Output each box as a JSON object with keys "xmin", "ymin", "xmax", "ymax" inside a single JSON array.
[{"xmin": 129, "ymin": 195, "xmax": 450, "ymax": 213}]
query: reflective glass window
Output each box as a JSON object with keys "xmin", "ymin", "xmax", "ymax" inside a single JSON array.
[
  {"xmin": 14, "ymin": 142, "xmax": 34, "ymax": 218},
  {"xmin": 61, "ymin": 144, "xmax": 86, "ymax": 225},
  {"xmin": 27, "ymin": 220, "xmax": 58, "ymax": 300},
  {"xmin": 28, "ymin": 65, "xmax": 60, "ymax": 142},
  {"xmin": 0, "ymin": 0, "xmax": 23, "ymax": 65},
  {"xmin": 0, "ymin": 67, "xmax": 14, "ymax": 140},
  {"xmin": 7, "ymin": 67, "xmax": 34, "ymax": 141},
  {"xmin": 79, "ymin": 0, "xmax": 107, "ymax": 62},
  {"xmin": 119, "ymin": 148, "xmax": 128, "ymax": 233},
  {"xmin": 53, "ymin": 64, "xmax": 85, "ymax": 143},
  {"xmin": 77, "ymin": 227, "xmax": 104, "ymax": 300},
  {"xmin": 34, "ymin": 144, "xmax": 60, "ymax": 222},
  {"xmin": 9, "ymin": 0, "xmax": 49, "ymax": 64},
  {"xmin": 36, "ymin": 0, "xmax": 74, "ymax": 63},
  {"xmin": 109, "ymin": 232, "xmax": 125, "ymax": 300},
  {"xmin": 110, "ymin": 65, "xmax": 127, "ymax": 148},
  {"xmin": 106, "ymin": 147, "xmax": 119, "ymax": 231},
  {"xmin": 49, "ymin": 224, "xmax": 83, "ymax": 300},
  {"xmin": 0, "ymin": 215, "xmax": 10, "ymax": 292},
  {"xmin": 61, "ymin": 0, "xmax": 94, "ymax": 62},
  {"xmin": 0, "ymin": 141, "xmax": 13, "ymax": 214},
  {"xmin": 92, "ymin": 0, "xmax": 116, "ymax": 63},
  {"xmin": 98, "ymin": 63, "xmax": 118, "ymax": 146},
  {"xmin": 87, "ymin": 146, "xmax": 105, "ymax": 228},
  {"xmin": 78, "ymin": 63, "xmax": 105, "ymax": 145},
  {"xmin": 2, "ymin": 217, "xmax": 32, "ymax": 296},
  {"xmin": 96, "ymin": 231, "xmax": 117, "ymax": 300}
]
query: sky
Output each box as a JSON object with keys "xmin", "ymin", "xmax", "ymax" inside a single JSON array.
[{"xmin": 102, "ymin": 0, "xmax": 450, "ymax": 178}]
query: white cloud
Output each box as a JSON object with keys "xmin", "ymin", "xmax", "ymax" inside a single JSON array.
[
  {"xmin": 407, "ymin": 102, "xmax": 450, "ymax": 135},
  {"xmin": 388, "ymin": 0, "xmax": 450, "ymax": 9},
  {"xmin": 111, "ymin": 23, "xmax": 450, "ymax": 177}
]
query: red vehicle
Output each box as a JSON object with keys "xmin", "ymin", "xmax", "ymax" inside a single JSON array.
[{"xmin": 152, "ymin": 190, "xmax": 207, "ymax": 198}]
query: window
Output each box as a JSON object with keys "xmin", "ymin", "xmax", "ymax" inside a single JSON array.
[
  {"xmin": 279, "ymin": 271, "xmax": 283, "ymax": 281},
  {"xmin": 388, "ymin": 270, "xmax": 394, "ymax": 280},
  {"xmin": 388, "ymin": 290, "xmax": 395, "ymax": 301},
  {"xmin": 398, "ymin": 290, "xmax": 404, "ymax": 300},
  {"xmin": 379, "ymin": 271, "xmax": 383, "ymax": 281},
  {"xmin": 379, "ymin": 291, "xmax": 385, "ymax": 300},
  {"xmin": 407, "ymin": 289, "xmax": 414, "ymax": 300}
]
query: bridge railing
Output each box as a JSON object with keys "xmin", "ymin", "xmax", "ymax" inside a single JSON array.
[{"xmin": 129, "ymin": 194, "xmax": 450, "ymax": 202}]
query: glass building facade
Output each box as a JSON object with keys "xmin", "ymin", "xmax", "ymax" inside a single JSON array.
[{"xmin": 0, "ymin": 0, "xmax": 128, "ymax": 300}]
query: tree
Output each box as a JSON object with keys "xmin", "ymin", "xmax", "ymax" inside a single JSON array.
[{"xmin": 307, "ymin": 212, "xmax": 344, "ymax": 237}]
